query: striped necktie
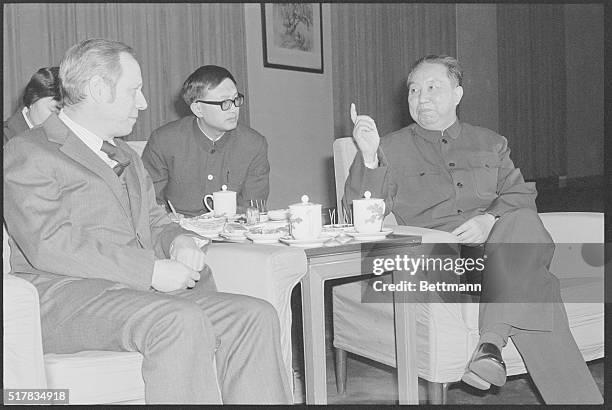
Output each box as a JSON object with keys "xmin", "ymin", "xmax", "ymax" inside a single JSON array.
[{"xmin": 100, "ymin": 140, "xmax": 131, "ymax": 177}]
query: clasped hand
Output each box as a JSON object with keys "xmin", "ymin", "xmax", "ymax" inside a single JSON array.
[
  {"xmin": 451, "ymin": 214, "xmax": 497, "ymax": 246},
  {"xmin": 152, "ymin": 235, "xmax": 207, "ymax": 292}
]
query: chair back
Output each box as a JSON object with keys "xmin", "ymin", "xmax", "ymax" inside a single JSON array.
[
  {"xmin": 539, "ymin": 212, "xmax": 604, "ymax": 279},
  {"xmin": 332, "ymin": 137, "xmax": 397, "ymax": 225}
]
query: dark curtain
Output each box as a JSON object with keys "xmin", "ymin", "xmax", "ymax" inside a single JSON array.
[
  {"xmin": 497, "ymin": 4, "xmax": 566, "ymax": 179},
  {"xmin": 331, "ymin": 4, "xmax": 457, "ymax": 138},
  {"xmin": 3, "ymin": 3, "xmax": 249, "ymax": 141}
]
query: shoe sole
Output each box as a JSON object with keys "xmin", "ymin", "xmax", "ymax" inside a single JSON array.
[
  {"xmin": 461, "ymin": 370, "xmax": 491, "ymax": 390},
  {"xmin": 468, "ymin": 358, "xmax": 507, "ymax": 387}
]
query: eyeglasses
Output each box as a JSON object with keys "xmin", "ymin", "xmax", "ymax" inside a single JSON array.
[{"xmin": 195, "ymin": 93, "xmax": 245, "ymax": 111}]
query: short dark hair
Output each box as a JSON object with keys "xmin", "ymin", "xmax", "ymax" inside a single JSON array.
[
  {"xmin": 181, "ymin": 65, "xmax": 236, "ymax": 106},
  {"xmin": 407, "ymin": 55, "xmax": 463, "ymax": 87},
  {"xmin": 23, "ymin": 66, "xmax": 61, "ymax": 108}
]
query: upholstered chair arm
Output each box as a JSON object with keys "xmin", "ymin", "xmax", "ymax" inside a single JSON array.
[
  {"xmin": 3, "ymin": 273, "xmax": 48, "ymax": 389},
  {"xmin": 206, "ymin": 243, "xmax": 307, "ymax": 392}
]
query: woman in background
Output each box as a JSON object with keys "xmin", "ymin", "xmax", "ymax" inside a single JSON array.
[{"xmin": 3, "ymin": 66, "xmax": 61, "ymax": 144}]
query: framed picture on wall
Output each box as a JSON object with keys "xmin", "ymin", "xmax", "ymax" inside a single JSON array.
[{"xmin": 261, "ymin": 3, "xmax": 323, "ymax": 74}]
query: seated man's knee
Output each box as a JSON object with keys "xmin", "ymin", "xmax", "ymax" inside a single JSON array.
[
  {"xmin": 236, "ymin": 296, "xmax": 280, "ymax": 327},
  {"xmin": 492, "ymin": 208, "xmax": 551, "ymax": 244},
  {"xmin": 508, "ymin": 207, "xmax": 539, "ymax": 220},
  {"xmin": 156, "ymin": 299, "xmax": 216, "ymax": 348}
]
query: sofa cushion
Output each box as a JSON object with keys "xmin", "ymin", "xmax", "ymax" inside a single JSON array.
[{"xmin": 44, "ymin": 351, "xmax": 144, "ymax": 404}]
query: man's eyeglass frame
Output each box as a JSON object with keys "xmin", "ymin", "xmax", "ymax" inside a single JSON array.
[{"xmin": 195, "ymin": 93, "xmax": 245, "ymax": 111}]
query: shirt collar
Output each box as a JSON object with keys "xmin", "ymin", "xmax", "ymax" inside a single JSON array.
[
  {"xmin": 196, "ymin": 117, "xmax": 226, "ymax": 142},
  {"xmin": 412, "ymin": 119, "xmax": 462, "ymax": 143},
  {"xmin": 192, "ymin": 116, "xmax": 233, "ymax": 151},
  {"xmin": 58, "ymin": 109, "xmax": 116, "ymax": 151},
  {"xmin": 21, "ymin": 106, "xmax": 34, "ymax": 129}
]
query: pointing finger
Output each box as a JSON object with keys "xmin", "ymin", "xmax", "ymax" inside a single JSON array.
[
  {"xmin": 354, "ymin": 116, "xmax": 376, "ymax": 131},
  {"xmin": 350, "ymin": 103, "xmax": 357, "ymax": 124}
]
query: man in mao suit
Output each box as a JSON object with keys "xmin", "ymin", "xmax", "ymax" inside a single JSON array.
[
  {"xmin": 344, "ymin": 55, "xmax": 601, "ymax": 404},
  {"xmin": 3, "ymin": 38, "xmax": 292, "ymax": 404}
]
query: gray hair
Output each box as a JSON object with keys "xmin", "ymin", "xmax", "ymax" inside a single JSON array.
[
  {"xmin": 59, "ymin": 38, "xmax": 135, "ymax": 105},
  {"xmin": 407, "ymin": 55, "xmax": 463, "ymax": 87}
]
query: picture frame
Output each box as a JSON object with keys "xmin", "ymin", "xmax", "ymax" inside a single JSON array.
[{"xmin": 261, "ymin": 3, "xmax": 323, "ymax": 74}]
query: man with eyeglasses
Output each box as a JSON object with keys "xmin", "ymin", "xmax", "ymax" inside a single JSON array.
[{"xmin": 143, "ymin": 65, "xmax": 270, "ymax": 216}]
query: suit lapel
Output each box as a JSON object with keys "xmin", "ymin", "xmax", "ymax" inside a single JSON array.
[
  {"xmin": 43, "ymin": 114, "xmax": 134, "ymax": 226},
  {"xmin": 116, "ymin": 140, "xmax": 142, "ymax": 226},
  {"xmin": 8, "ymin": 107, "xmax": 29, "ymax": 136}
]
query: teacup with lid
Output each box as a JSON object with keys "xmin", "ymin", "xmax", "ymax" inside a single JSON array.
[
  {"xmin": 352, "ymin": 191, "xmax": 385, "ymax": 233},
  {"xmin": 289, "ymin": 195, "xmax": 322, "ymax": 240},
  {"xmin": 203, "ymin": 185, "xmax": 236, "ymax": 217}
]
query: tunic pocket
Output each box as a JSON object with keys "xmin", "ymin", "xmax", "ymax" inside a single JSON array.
[
  {"xmin": 468, "ymin": 154, "xmax": 500, "ymax": 199},
  {"xmin": 397, "ymin": 166, "xmax": 448, "ymax": 204}
]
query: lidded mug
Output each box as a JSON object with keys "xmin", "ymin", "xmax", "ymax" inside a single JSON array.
[
  {"xmin": 289, "ymin": 195, "xmax": 322, "ymax": 240},
  {"xmin": 203, "ymin": 185, "xmax": 236, "ymax": 217},
  {"xmin": 352, "ymin": 191, "xmax": 385, "ymax": 233}
]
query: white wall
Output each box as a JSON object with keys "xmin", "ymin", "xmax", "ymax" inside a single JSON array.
[{"xmin": 243, "ymin": 4, "xmax": 335, "ymax": 210}]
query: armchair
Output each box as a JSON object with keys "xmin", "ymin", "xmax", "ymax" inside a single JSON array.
[
  {"xmin": 3, "ymin": 225, "xmax": 306, "ymax": 404},
  {"xmin": 331, "ymin": 137, "xmax": 604, "ymax": 404},
  {"xmin": 3, "ymin": 140, "xmax": 307, "ymax": 404}
]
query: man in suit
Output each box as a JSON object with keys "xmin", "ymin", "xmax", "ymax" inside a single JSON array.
[
  {"xmin": 3, "ymin": 38, "xmax": 291, "ymax": 404},
  {"xmin": 344, "ymin": 55, "xmax": 602, "ymax": 403},
  {"xmin": 142, "ymin": 65, "xmax": 269, "ymax": 217}
]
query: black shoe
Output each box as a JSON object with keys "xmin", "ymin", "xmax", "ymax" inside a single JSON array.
[
  {"xmin": 465, "ymin": 343, "xmax": 506, "ymax": 387},
  {"xmin": 461, "ymin": 369, "xmax": 491, "ymax": 390}
]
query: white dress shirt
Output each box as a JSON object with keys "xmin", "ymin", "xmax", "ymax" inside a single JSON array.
[
  {"xmin": 58, "ymin": 110, "xmax": 118, "ymax": 168},
  {"xmin": 21, "ymin": 107, "xmax": 34, "ymax": 129}
]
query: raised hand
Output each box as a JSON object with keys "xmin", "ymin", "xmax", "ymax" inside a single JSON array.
[
  {"xmin": 350, "ymin": 103, "xmax": 380, "ymax": 164},
  {"xmin": 152, "ymin": 259, "xmax": 200, "ymax": 292}
]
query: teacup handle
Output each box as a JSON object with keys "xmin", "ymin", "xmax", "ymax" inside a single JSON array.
[{"xmin": 203, "ymin": 194, "xmax": 214, "ymax": 213}]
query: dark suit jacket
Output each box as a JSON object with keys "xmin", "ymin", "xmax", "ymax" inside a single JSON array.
[
  {"xmin": 3, "ymin": 113, "xmax": 194, "ymax": 329},
  {"xmin": 3, "ymin": 108, "xmax": 29, "ymax": 145}
]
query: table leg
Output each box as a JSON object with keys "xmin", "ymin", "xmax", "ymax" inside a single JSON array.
[
  {"xmin": 300, "ymin": 268, "xmax": 328, "ymax": 404},
  {"xmin": 393, "ymin": 272, "xmax": 419, "ymax": 404}
]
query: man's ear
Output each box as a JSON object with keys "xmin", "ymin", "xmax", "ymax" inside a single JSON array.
[
  {"xmin": 454, "ymin": 85, "xmax": 464, "ymax": 106},
  {"xmin": 88, "ymin": 75, "xmax": 112, "ymax": 104},
  {"xmin": 190, "ymin": 101, "xmax": 203, "ymax": 118}
]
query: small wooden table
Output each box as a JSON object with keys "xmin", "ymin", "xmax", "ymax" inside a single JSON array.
[{"xmin": 299, "ymin": 227, "xmax": 427, "ymax": 404}]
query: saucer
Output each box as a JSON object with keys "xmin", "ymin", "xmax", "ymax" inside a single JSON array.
[
  {"xmin": 323, "ymin": 224, "xmax": 354, "ymax": 232},
  {"xmin": 279, "ymin": 236, "xmax": 328, "ymax": 248},
  {"xmin": 218, "ymin": 232, "xmax": 248, "ymax": 242},
  {"xmin": 245, "ymin": 232, "xmax": 284, "ymax": 244},
  {"xmin": 345, "ymin": 228, "xmax": 393, "ymax": 241},
  {"xmin": 179, "ymin": 223, "xmax": 224, "ymax": 238},
  {"xmin": 320, "ymin": 229, "xmax": 340, "ymax": 239}
]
